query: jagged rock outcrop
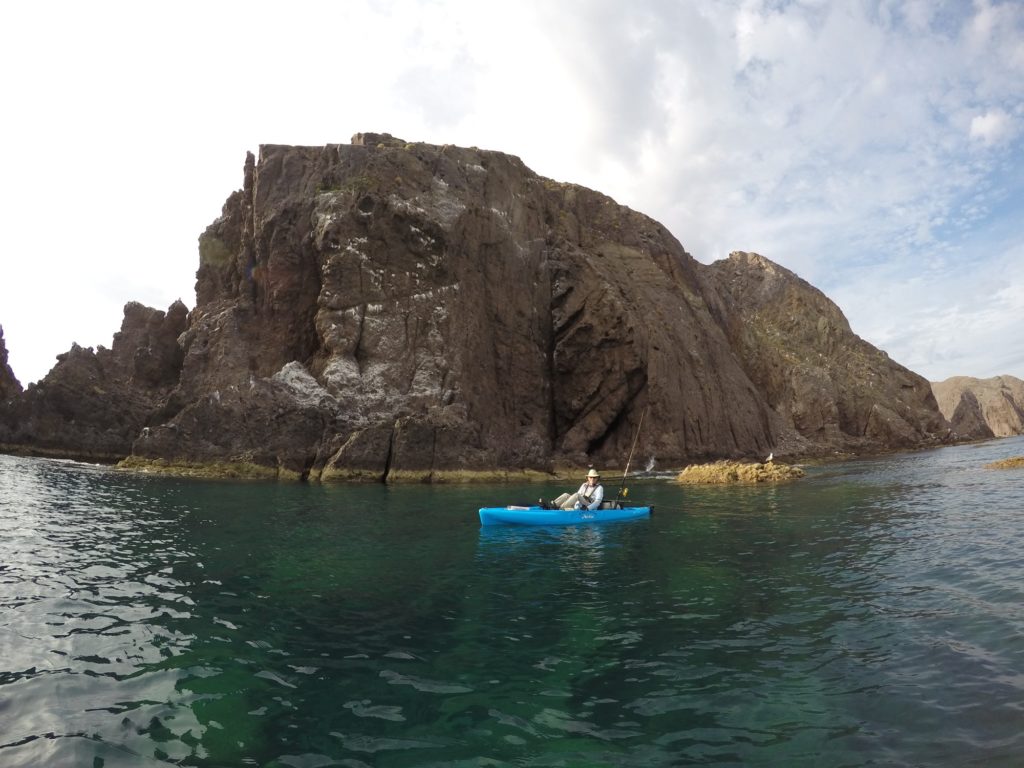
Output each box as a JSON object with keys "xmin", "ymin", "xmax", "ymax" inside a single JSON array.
[
  {"xmin": 0, "ymin": 135, "xmax": 953, "ymax": 477},
  {"xmin": 0, "ymin": 326, "xmax": 22, "ymax": 401},
  {"xmin": 931, "ymin": 376, "xmax": 1024, "ymax": 440},
  {"xmin": 139, "ymin": 133, "xmax": 784, "ymax": 477},
  {"xmin": 0, "ymin": 302, "xmax": 187, "ymax": 461},
  {"xmin": 705, "ymin": 252, "xmax": 950, "ymax": 453}
]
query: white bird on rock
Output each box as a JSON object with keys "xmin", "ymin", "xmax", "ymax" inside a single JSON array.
[{"xmin": 765, "ymin": 452, "xmax": 774, "ymax": 463}]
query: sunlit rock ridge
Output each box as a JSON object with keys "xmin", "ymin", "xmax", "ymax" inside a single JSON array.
[
  {"xmin": 0, "ymin": 134, "xmax": 951, "ymax": 479},
  {"xmin": 931, "ymin": 376, "xmax": 1024, "ymax": 441}
]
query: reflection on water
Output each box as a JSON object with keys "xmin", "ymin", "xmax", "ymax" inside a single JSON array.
[{"xmin": 1, "ymin": 436, "xmax": 1024, "ymax": 766}]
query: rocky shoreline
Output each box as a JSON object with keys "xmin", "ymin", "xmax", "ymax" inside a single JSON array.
[{"xmin": 0, "ymin": 134, "xmax": 987, "ymax": 482}]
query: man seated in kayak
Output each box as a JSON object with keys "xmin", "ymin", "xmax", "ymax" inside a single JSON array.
[{"xmin": 550, "ymin": 469, "xmax": 604, "ymax": 511}]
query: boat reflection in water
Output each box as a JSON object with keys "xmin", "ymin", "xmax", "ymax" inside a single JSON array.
[{"xmin": 475, "ymin": 518, "xmax": 623, "ymax": 582}]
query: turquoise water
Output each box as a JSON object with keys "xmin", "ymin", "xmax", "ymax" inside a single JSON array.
[{"xmin": 1, "ymin": 438, "xmax": 1023, "ymax": 767}]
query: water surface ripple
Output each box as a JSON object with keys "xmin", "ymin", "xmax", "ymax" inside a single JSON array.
[{"xmin": 2, "ymin": 438, "xmax": 1024, "ymax": 766}]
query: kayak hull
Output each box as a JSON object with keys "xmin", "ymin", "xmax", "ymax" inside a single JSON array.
[{"xmin": 478, "ymin": 505, "xmax": 651, "ymax": 526}]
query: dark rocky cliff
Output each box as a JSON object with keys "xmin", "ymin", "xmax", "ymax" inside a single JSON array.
[
  {"xmin": 0, "ymin": 302, "xmax": 187, "ymax": 461},
  {"xmin": 0, "ymin": 326, "xmax": 22, "ymax": 401},
  {"xmin": 0, "ymin": 134, "xmax": 952, "ymax": 478},
  {"xmin": 931, "ymin": 376, "xmax": 1024, "ymax": 440}
]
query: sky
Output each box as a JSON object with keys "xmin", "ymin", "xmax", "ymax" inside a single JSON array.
[{"xmin": 1, "ymin": 0, "xmax": 1022, "ymax": 386}]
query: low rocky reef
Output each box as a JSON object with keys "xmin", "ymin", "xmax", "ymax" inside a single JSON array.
[
  {"xmin": 117, "ymin": 455, "xmax": 556, "ymax": 483},
  {"xmin": 986, "ymin": 456, "xmax": 1024, "ymax": 470},
  {"xmin": 675, "ymin": 460, "xmax": 805, "ymax": 484}
]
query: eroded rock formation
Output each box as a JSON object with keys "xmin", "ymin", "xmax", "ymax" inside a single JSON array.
[
  {"xmin": 0, "ymin": 326, "xmax": 21, "ymax": 402},
  {"xmin": 0, "ymin": 135, "xmax": 954, "ymax": 478},
  {"xmin": 0, "ymin": 302, "xmax": 187, "ymax": 461},
  {"xmin": 931, "ymin": 376, "xmax": 1024, "ymax": 440}
]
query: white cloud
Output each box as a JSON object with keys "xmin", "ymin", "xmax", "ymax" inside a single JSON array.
[{"xmin": 969, "ymin": 109, "xmax": 1013, "ymax": 144}]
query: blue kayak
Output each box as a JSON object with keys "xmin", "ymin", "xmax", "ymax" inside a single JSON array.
[{"xmin": 478, "ymin": 504, "xmax": 651, "ymax": 526}]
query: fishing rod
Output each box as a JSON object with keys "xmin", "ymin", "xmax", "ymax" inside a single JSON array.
[{"xmin": 615, "ymin": 406, "xmax": 647, "ymax": 503}]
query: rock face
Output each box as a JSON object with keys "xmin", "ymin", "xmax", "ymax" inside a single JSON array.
[
  {"xmin": 705, "ymin": 252, "xmax": 950, "ymax": 453},
  {"xmin": 0, "ymin": 135, "xmax": 953, "ymax": 477},
  {"xmin": 0, "ymin": 326, "xmax": 22, "ymax": 401},
  {"xmin": 138, "ymin": 134, "xmax": 780, "ymax": 477},
  {"xmin": 931, "ymin": 376, "xmax": 1024, "ymax": 440},
  {"xmin": 0, "ymin": 302, "xmax": 187, "ymax": 461}
]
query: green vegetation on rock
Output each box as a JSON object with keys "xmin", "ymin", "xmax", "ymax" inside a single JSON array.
[
  {"xmin": 198, "ymin": 234, "xmax": 232, "ymax": 268},
  {"xmin": 117, "ymin": 456, "xmax": 301, "ymax": 481}
]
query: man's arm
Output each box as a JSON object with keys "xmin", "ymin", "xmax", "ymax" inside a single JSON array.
[
  {"xmin": 573, "ymin": 483, "xmax": 587, "ymax": 508},
  {"xmin": 587, "ymin": 484, "xmax": 604, "ymax": 510}
]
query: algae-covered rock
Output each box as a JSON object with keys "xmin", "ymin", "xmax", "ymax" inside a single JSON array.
[
  {"xmin": 675, "ymin": 460, "xmax": 805, "ymax": 484},
  {"xmin": 986, "ymin": 456, "xmax": 1024, "ymax": 470},
  {"xmin": 117, "ymin": 455, "xmax": 298, "ymax": 480}
]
